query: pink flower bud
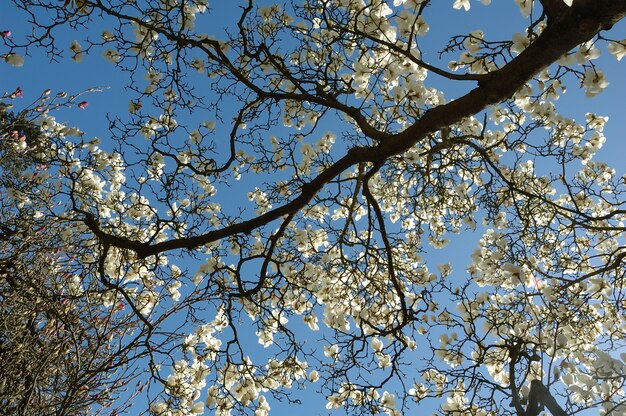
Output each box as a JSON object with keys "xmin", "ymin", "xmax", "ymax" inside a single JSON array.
[
  {"xmin": 1, "ymin": 30, "xmax": 10, "ymax": 38},
  {"xmin": 78, "ymin": 101, "xmax": 89, "ymax": 109}
]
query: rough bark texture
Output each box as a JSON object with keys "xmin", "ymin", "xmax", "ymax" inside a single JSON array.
[{"xmin": 526, "ymin": 380, "xmax": 568, "ymax": 416}]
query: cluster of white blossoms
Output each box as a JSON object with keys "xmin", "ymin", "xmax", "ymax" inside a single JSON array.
[
  {"xmin": 247, "ymin": 188, "xmax": 272, "ymax": 215},
  {"xmin": 5, "ymin": 0, "xmax": 626, "ymax": 415},
  {"xmin": 196, "ymin": 356, "xmax": 309, "ymax": 416}
]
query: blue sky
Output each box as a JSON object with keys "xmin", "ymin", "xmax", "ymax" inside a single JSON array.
[{"xmin": 2, "ymin": 1, "xmax": 626, "ymax": 415}]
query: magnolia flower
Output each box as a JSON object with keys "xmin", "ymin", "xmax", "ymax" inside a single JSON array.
[
  {"xmin": 191, "ymin": 402, "xmax": 205, "ymax": 414},
  {"xmin": 164, "ymin": 88, "xmax": 178, "ymax": 101},
  {"xmin": 380, "ymin": 391, "xmax": 396, "ymax": 409},
  {"xmin": 377, "ymin": 353, "xmax": 391, "ymax": 368},
  {"xmin": 511, "ymin": 32, "xmax": 530, "ymax": 55},
  {"xmin": 151, "ymin": 402, "xmax": 168, "ymax": 415},
  {"xmin": 128, "ymin": 100, "xmax": 142, "ymax": 114},
  {"xmin": 453, "ymin": 0, "xmax": 470, "ymax": 11},
  {"xmin": 326, "ymin": 394, "xmax": 345, "ymax": 409},
  {"xmin": 3, "ymin": 53, "xmax": 24, "ymax": 67},
  {"xmin": 102, "ymin": 31, "xmax": 115, "ymax": 42},
  {"xmin": 102, "ymin": 48, "xmax": 121, "ymax": 63},
  {"xmin": 11, "ymin": 86, "xmax": 23, "ymax": 98},
  {"xmin": 167, "ymin": 281, "xmax": 182, "ymax": 301},
  {"xmin": 583, "ymin": 68, "xmax": 609, "ymax": 97},
  {"xmin": 308, "ymin": 370, "xmax": 319, "ymax": 382},
  {"xmin": 409, "ymin": 382, "xmax": 429, "ymax": 400},
  {"xmin": 189, "ymin": 129, "xmax": 202, "ymax": 144},
  {"xmin": 323, "ymin": 344, "xmax": 339, "ymax": 360},
  {"xmin": 371, "ymin": 337, "xmax": 383, "ymax": 352},
  {"xmin": 575, "ymin": 41, "xmax": 601, "ymax": 63},
  {"xmin": 70, "ymin": 40, "xmax": 83, "ymax": 62},
  {"xmin": 607, "ymin": 41, "xmax": 626, "ymax": 61},
  {"xmin": 145, "ymin": 68, "xmax": 163, "ymax": 84},
  {"xmin": 255, "ymin": 395, "xmax": 270, "ymax": 416},
  {"xmin": 515, "ymin": 0, "xmax": 532, "ymax": 17},
  {"xmin": 190, "ymin": 57, "xmax": 205, "ymax": 72}
]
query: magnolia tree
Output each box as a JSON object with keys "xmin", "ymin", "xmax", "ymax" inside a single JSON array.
[
  {"xmin": 0, "ymin": 91, "xmax": 150, "ymax": 415},
  {"xmin": 2, "ymin": 0, "xmax": 626, "ymax": 415}
]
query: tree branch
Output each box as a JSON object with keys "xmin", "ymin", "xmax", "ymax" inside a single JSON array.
[
  {"xmin": 526, "ymin": 380, "xmax": 567, "ymax": 416},
  {"xmin": 81, "ymin": 0, "xmax": 626, "ymax": 258}
]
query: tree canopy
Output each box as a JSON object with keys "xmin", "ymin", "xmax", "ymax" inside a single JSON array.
[{"xmin": 2, "ymin": 0, "xmax": 626, "ymax": 415}]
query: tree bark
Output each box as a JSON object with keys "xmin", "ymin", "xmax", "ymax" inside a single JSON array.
[{"xmin": 526, "ymin": 380, "xmax": 568, "ymax": 416}]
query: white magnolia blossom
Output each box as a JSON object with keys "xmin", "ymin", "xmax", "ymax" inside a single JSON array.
[
  {"xmin": 70, "ymin": 40, "xmax": 83, "ymax": 62},
  {"xmin": 607, "ymin": 40, "xmax": 626, "ymax": 61},
  {"xmin": 102, "ymin": 48, "xmax": 121, "ymax": 63},
  {"xmin": 583, "ymin": 68, "xmax": 610, "ymax": 97},
  {"xmin": 3, "ymin": 1, "xmax": 626, "ymax": 415},
  {"xmin": 3, "ymin": 52, "xmax": 24, "ymax": 67},
  {"xmin": 452, "ymin": 0, "xmax": 470, "ymax": 12}
]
